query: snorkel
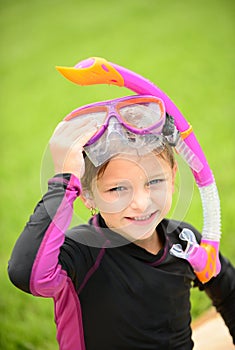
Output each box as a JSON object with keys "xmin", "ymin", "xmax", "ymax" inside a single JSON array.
[{"xmin": 56, "ymin": 57, "xmax": 221, "ymax": 283}]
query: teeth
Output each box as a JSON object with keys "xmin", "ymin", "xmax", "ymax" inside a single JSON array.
[{"xmin": 133, "ymin": 214, "xmax": 151, "ymax": 221}]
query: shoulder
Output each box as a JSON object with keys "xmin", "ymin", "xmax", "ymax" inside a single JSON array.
[{"xmin": 65, "ymin": 221, "xmax": 110, "ymax": 250}]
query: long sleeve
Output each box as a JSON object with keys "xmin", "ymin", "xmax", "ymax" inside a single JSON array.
[
  {"xmin": 8, "ymin": 173, "xmax": 81, "ymax": 296},
  {"xmin": 196, "ymin": 253, "xmax": 235, "ymax": 344}
]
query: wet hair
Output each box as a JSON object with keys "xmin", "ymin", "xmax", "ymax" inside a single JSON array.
[{"xmin": 81, "ymin": 142, "xmax": 176, "ymax": 193}]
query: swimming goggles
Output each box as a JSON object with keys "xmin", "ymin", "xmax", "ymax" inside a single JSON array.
[{"xmin": 64, "ymin": 95, "xmax": 178, "ymax": 166}]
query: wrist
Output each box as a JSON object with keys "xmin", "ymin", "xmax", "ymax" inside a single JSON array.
[
  {"xmin": 54, "ymin": 160, "xmax": 84, "ymax": 180},
  {"xmin": 49, "ymin": 173, "xmax": 82, "ymax": 195}
]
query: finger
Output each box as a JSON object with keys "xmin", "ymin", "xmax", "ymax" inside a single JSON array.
[
  {"xmin": 51, "ymin": 119, "xmax": 97, "ymax": 141},
  {"xmin": 75, "ymin": 125, "xmax": 99, "ymax": 147},
  {"xmin": 67, "ymin": 118, "xmax": 99, "ymax": 139},
  {"xmin": 55, "ymin": 125, "xmax": 98, "ymax": 153},
  {"xmin": 67, "ymin": 117, "xmax": 98, "ymax": 129},
  {"xmin": 51, "ymin": 121, "xmax": 67, "ymax": 137}
]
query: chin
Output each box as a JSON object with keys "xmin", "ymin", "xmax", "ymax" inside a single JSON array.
[{"xmin": 121, "ymin": 225, "xmax": 157, "ymax": 242}]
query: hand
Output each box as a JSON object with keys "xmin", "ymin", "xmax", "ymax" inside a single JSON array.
[{"xmin": 49, "ymin": 118, "xmax": 98, "ymax": 178}]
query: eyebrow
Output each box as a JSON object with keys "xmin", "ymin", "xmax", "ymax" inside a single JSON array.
[
  {"xmin": 150, "ymin": 172, "xmax": 168, "ymax": 177},
  {"xmin": 101, "ymin": 179, "xmax": 130, "ymax": 188},
  {"xmin": 101, "ymin": 172, "xmax": 168, "ymax": 187}
]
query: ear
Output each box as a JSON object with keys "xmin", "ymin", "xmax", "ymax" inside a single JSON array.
[
  {"xmin": 171, "ymin": 163, "xmax": 178, "ymax": 193},
  {"xmin": 80, "ymin": 190, "xmax": 96, "ymax": 209}
]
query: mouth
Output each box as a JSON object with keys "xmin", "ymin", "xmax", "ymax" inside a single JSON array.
[
  {"xmin": 133, "ymin": 213, "xmax": 152, "ymax": 221},
  {"xmin": 125, "ymin": 211, "xmax": 158, "ymax": 225}
]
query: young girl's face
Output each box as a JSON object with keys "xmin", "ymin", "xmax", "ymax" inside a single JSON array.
[{"xmin": 89, "ymin": 152, "xmax": 177, "ymax": 242}]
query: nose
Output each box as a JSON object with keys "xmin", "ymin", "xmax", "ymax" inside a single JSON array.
[{"xmin": 130, "ymin": 187, "xmax": 151, "ymax": 212}]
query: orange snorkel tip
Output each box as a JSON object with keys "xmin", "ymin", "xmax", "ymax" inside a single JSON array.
[{"xmin": 56, "ymin": 57, "xmax": 125, "ymax": 87}]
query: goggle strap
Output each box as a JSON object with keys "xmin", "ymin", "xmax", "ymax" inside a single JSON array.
[
  {"xmin": 162, "ymin": 114, "xmax": 180, "ymax": 146},
  {"xmin": 162, "ymin": 114, "xmax": 176, "ymax": 136}
]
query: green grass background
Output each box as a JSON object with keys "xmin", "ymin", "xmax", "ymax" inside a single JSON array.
[{"xmin": 1, "ymin": 0, "xmax": 235, "ymax": 348}]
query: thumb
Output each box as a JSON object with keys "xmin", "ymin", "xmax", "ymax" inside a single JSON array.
[{"xmin": 76, "ymin": 125, "xmax": 99, "ymax": 148}]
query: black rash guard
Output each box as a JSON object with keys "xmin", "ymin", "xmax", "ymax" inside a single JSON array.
[{"xmin": 8, "ymin": 174, "xmax": 235, "ymax": 349}]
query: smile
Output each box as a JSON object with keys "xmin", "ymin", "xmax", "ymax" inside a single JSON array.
[
  {"xmin": 133, "ymin": 214, "xmax": 152, "ymax": 221},
  {"xmin": 126, "ymin": 211, "xmax": 157, "ymax": 224}
]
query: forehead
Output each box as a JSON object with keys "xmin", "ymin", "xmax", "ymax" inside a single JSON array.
[{"xmin": 99, "ymin": 152, "xmax": 171, "ymax": 179}]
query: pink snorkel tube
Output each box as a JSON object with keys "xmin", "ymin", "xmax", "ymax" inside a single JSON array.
[{"xmin": 56, "ymin": 57, "xmax": 221, "ymax": 283}]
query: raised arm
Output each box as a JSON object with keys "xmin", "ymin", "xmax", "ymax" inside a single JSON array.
[{"xmin": 8, "ymin": 118, "xmax": 98, "ymax": 296}]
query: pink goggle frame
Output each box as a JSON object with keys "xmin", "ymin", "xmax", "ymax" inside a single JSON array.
[{"xmin": 64, "ymin": 95, "xmax": 166, "ymax": 146}]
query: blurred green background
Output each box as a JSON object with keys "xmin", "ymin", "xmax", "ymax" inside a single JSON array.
[{"xmin": 1, "ymin": 0, "xmax": 235, "ymax": 348}]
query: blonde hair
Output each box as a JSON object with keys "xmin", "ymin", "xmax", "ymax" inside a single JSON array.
[{"xmin": 81, "ymin": 143, "xmax": 175, "ymax": 193}]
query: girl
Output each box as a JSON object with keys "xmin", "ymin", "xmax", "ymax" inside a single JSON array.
[{"xmin": 8, "ymin": 96, "xmax": 235, "ymax": 349}]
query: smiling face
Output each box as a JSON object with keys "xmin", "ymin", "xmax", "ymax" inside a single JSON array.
[{"xmin": 82, "ymin": 151, "xmax": 177, "ymax": 242}]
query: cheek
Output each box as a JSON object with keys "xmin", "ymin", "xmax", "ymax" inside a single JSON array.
[
  {"xmin": 151, "ymin": 182, "xmax": 173, "ymax": 208},
  {"xmin": 92, "ymin": 189, "xmax": 134, "ymax": 214}
]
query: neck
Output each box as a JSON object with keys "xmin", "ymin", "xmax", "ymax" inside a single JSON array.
[{"xmin": 134, "ymin": 230, "xmax": 163, "ymax": 255}]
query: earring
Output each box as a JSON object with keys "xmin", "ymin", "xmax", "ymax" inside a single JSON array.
[{"xmin": 90, "ymin": 207, "xmax": 97, "ymax": 216}]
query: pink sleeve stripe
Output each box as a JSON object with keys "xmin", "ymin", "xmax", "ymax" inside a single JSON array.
[
  {"xmin": 30, "ymin": 174, "xmax": 81, "ymax": 297},
  {"xmin": 54, "ymin": 277, "xmax": 86, "ymax": 350}
]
